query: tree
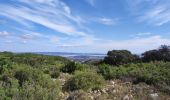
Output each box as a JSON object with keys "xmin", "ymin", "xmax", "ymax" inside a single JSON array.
[
  {"xmin": 159, "ymin": 45, "xmax": 170, "ymax": 61},
  {"xmin": 104, "ymin": 50, "xmax": 136, "ymax": 65},
  {"xmin": 142, "ymin": 45, "xmax": 170, "ymax": 62}
]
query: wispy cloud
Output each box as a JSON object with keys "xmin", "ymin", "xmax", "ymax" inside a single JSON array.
[
  {"xmin": 85, "ymin": 35, "xmax": 170, "ymax": 53},
  {"xmin": 20, "ymin": 34, "xmax": 37, "ymax": 40},
  {"xmin": 0, "ymin": 20, "xmax": 7, "ymax": 24},
  {"xmin": 97, "ymin": 17, "xmax": 117, "ymax": 25},
  {"xmin": 50, "ymin": 33, "xmax": 170, "ymax": 53},
  {"xmin": 136, "ymin": 32, "xmax": 152, "ymax": 36},
  {"xmin": 0, "ymin": 31, "xmax": 10, "ymax": 37},
  {"xmin": 0, "ymin": 0, "xmax": 88, "ymax": 36},
  {"xmin": 139, "ymin": 5, "xmax": 170, "ymax": 26},
  {"xmin": 127, "ymin": 0, "xmax": 170, "ymax": 26},
  {"xmin": 85, "ymin": 0, "xmax": 95, "ymax": 6},
  {"xmin": 5, "ymin": 40, "xmax": 13, "ymax": 43},
  {"xmin": 130, "ymin": 32, "xmax": 153, "ymax": 38}
]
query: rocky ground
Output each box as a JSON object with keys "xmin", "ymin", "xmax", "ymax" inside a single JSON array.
[{"xmin": 56, "ymin": 73, "xmax": 170, "ymax": 100}]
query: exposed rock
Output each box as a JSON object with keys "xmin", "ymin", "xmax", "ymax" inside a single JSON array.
[
  {"xmin": 129, "ymin": 94, "xmax": 133, "ymax": 99},
  {"xmin": 58, "ymin": 78, "xmax": 170, "ymax": 100},
  {"xmin": 101, "ymin": 88, "xmax": 107, "ymax": 93},
  {"xmin": 112, "ymin": 90, "xmax": 117, "ymax": 93},
  {"xmin": 123, "ymin": 95, "xmax": 130, "ymax": 100},
  {"xmin": 52, "ymin": 78, "xmax": 57, "ymax": 81},
  {"xmin": 67, "ymin": 90, "xmax": 90, "ymax": 100},
  {"xmin": 58, "ymin": 78, "xmax": 66, "ymax": 85},
  {"xmin": 110, "ymin": 81, "xmax": 115, "ymax": 85},
  {"xmin": 149, "ymin": 93, "xmax": 159, "ymax": 100},
  {"xmin": 93, "ymin": 90, "xmax": 97, "ymax": 94},
  {"xmin": 124, "ymin": 82, "xmax": 131, "ymax": 85},
  {"xmin": 89, "ymin": 96, "xmax": 94, "ymax": 100}
]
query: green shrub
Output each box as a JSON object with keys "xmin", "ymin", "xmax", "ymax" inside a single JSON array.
[
  {"xmin": 104, "ymin": 50, "xmax": 137, "ymax": 65},
  {"xmin": 98, "ymin": 62, "xmax": 170, "ymax": 93},
  {"xmin": 0, "ymin": 58, "xmax": 12, "ymax": 74},
  {"xmin": 0, "ymin": 60, "xmax": 61, "ymax": 99},
  {"xmin": 18, "ymin": 81, "xmax": 60, "ymax": 100},
  {"xmin": 98, "ymin": 64, "xmax": 116, "ymax": 80},
  {"xmin": 50, "ymin": 70, "xmax": 60, "ymax": 78},
  {"xmin": 65, "ymin": 71, "xmax": 105, "ymax": 91},
  {"xmin": 142, "ymin": 45, "xmax": 170, "ymax": 62},
  {"xmin": 67, "ymin": 90, "xmax": 91, "ymax": 100},
  {"xmin": 61, "ymin": 62, "xmax": 76, "ymax": 73},
  {"xmin": 61, "ymin": 62, "xmax": 88, "ymax": 74}
]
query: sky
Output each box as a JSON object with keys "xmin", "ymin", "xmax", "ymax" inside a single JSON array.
[{"xmin": 0, "ymin": 0, "xmax": 170, "ymax": 53}]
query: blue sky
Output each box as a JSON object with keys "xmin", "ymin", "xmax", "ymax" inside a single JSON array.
[{"xmin": 0, "ymin": 0, "xmax": 170, "ymax": 53}]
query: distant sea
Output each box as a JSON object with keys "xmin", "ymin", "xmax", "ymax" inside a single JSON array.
[
  {"xmin": 35, "ymin": 52, "xmax": 105, "ymax": 57},
  {"xmin": 35, "ymin": 52, "xmax": 106, "ymax": 62}
]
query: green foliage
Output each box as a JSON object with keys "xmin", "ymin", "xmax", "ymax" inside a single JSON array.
[
  {"xmin": 65, "ymin": 71, "xmax": 105, "ymax": 91},
  {"xmin": 0, "ymin": 52, "xmax": 61, "ymax": 99},
  {"xmin": 61, "ymin": 62, "xmax": 88, "ymax": 74},
  {"xmin": 14, "ymin": 67, "xmax": 31, "ymax": 87},
  {"xmin": 50, "ymin": 70, "xmax": 60, "ymax": 78},
  {"xmin": 0, "ymin": 45, "xmax": 170, "ymax": 98},
  {"xmin": 98, "ymin": 62, "xmax": 170, "ymax": 93},
  {"xmin": 104, "ymin": 50, "xmax": 137, "ymax": 65},
  {"xmin": 98, "ymin": 64, "xmax": 116, "ymax": 80},
  {"xmin": 10, "ymin": 53, "xmax": 69, "ymax": 68},
  {"xmin": 0, "ymin": 58, "xmax": 13, "ymax": 74},
  {"xmin": 142, "ymin": 45, "xmax": 170, "ymax": 62}
]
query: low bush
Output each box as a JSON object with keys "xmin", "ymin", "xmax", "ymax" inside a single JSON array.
[
  {"xmin": 97, "ymin": 62, "xmax": 170, "ymax": 93},
  {"xmin": 0, "ymin": 53, "xmax": 61, "ymax": 100},
  {"xmin": 61, "ymin": 62, "xmax": 88, "ymax": 74},
  {"xmin": 64, "ymin": 71, "xmax": 105, "ymax": 91},
  {"xmin": 98, "ymin": 64, "xmax": 116, "ymax": 80},
  {"xmin": 50, "ymin": 70, "xmax": 60, "ymax": 78}
]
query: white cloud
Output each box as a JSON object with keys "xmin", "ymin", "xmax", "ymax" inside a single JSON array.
[
  {"xmin": 139, "ymin": 5, "xmax": 170, "ymax": 26},
  {"xmin": 56, "ymin": 35, "xmax": 170, "ymax": 53},
  {"xmin": 127, "ymin": 0, "xmax": 170, "ymax": 26},
  {"xmin": 85, "ymin": 0, "xmax": 95, "ymax": 6},
  {"xmin": 18, "ymin": 0, "xmax": 56, "ymax": 6},
  {"xmin": 5, "ymin": 40, "xmax": 13, "ymax": 43},
  {"xmin": 0, "ymin": 31, "xmax": 10, "ymax": 37},
  {"xmin": 20, "ymin": 34, "xmax": 35, "ymax": 40},
  {"xmin": 88, "ymin": 17, "xmax": 118, "ymax": 26},
  {"xmin": 97, "ymin": 18, "xmax": 117, "ymax": 25},
  {"xmin": 0, "ymin": 0, "xmax": 87, "ymax": 36},
  {"xmin": 56, "ymin": 44, "xmax": 83, "ymax": 48},
  {"xmin": 130, "ymin": 32, "xmax": 152, "ymax": 38},
  {"xmin": 63, "ymin": 5, "xmax": 71, "ymax": 14},
  {"xmin": 50, "ymin": 36, "xmax": 60, "ymax": 43},
  {"xmin": 136, "ymin": 32, "xmax": 152, "ymax": 36},
  {"xmin": 89, "ymin": 35, "xmax": 170, "ymax": 53}
]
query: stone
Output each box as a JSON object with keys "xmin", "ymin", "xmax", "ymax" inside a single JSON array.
[
  {"xmin": 112, "ymin": 90, "xmax": 117, "ymax": 94},
  {"xmin": 101, "ymin": 89, "xmax": 107, "ymax": 93},
  {"xmin": 129, "ymin": 94, "xmax": 133, "ymax": 99},
  {"xmin": 123, "ymin": 95, "xmax": 130, "ymax": 100},
  {"xmin": 94, "ymin": 90, "xmax": 97, "ymax": 94},
  {"xmin": 111, "ymin": 81, "xmax": 115, "ymax": 85},
  {"xmin": 149, "ymin": 93, "xmax": 159, "ymax": 100},
  {"xmin": 89, "ymin": 96, "xmax": 94, "ymax": 100},
  {"xmin": 52, "ymin": 78, "xmax": 56, "ymax": 81}
]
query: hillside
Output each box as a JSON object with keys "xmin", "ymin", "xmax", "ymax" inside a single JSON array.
[{"xmin": 0, "ymin": 46, "xmax": 170, "ymax": 100}]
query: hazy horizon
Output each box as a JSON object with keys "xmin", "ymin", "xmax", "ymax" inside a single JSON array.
[{"xmin": 0, "ymin": 0, "xmax": 170, "ymax": 53}]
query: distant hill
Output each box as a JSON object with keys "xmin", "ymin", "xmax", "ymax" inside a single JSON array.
[{"xmin": 34, "ymin": 52, "xmax": 106, "ymax": 62}]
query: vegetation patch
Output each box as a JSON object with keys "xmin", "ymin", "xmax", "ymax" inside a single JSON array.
[
  {"xmin": 61, "ymin": 62, "xmax": 89, "ymax": 74},
  {"xmin": 64, "ymin": 71, "xmax": 105, "ymax": 91}
]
